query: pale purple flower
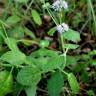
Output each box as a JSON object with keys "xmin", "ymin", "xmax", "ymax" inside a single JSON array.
[
  {"xmin": 62, "ymin": 0, "xmax": 68, "ymax": 9},
  {"xmin": 52, "ymin": 0, "xmax": 61, "ymax": 11},
  {"xmin": 52, "ymin": 0, "xmax": 68, "ymax": 11},
  {"xmin": 56, "ymin": 23, "xmax": 69, "ymax": 33}
]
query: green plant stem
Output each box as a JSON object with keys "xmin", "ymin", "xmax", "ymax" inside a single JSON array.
[
  {"xmin": 60, "ymin": 35, "xmax": 65, "ymax": 53},
  {"xmin": 88, "ymin": 0, "xmax": 96, "ymax": 36},
  {"xmin": 59, "ymin": 10, "xmax": 66, "ymax": 52},
  {"xmin": 43, "ymin": 0, "xmax": 67, "ymax": 68},
  {"xmin": 59, "ymin": 10, "xmax": 67, "ymax": 68},
  {"xmin": 0, "ymin": 63, "xmax": 24, "ymax": 68},
  {"xmin": 1, "ymin": 23, "xmax": 8, "ymax": 38},
  {"xmin": 0, "ymin": 20, "xmax": 10, "ymax": 28},
  {"xmin": 10, "ymin": 67, "xmax": 14, "ymax": 74},
  {"xmin": 46, "ymin": 8, "xmax": 58, "ymax": 26},
  {"xmin": 24, "ymin": 0, "xmax": 34, "ymax": 15},
  {"xmin": 0, "ymin": 19, "xmax": 9, "ymax": 39},
  {"xmin": 0, "ymin": 22, "xmax": 12, "ymax": 49},
  {"xmin": 42, "ymin": 0, "xmax": 58, "ymax": 25},
  {"xmin": 58, "ymin": 67, "xmax": 68, "ymax": 76},
  {"xmin": 0, "ymin": 63, "xmax": 13, "ymax": 67}
]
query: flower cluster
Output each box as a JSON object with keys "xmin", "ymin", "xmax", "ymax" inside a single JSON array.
[
  {"xmin": 52, "ymin": 0, "xmax": 68, "ymax": 11},
  {"xmin": 52, "ymin": 0, "xmax": 69, "ymax": 33},
  {"xmin": 56, "ymin": 23, "xmax": 69, "ymax": 34}
]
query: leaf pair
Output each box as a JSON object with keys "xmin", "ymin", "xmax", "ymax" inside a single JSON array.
[
  {"xmin": 48, "ymin": 72, "xmax": 80, "ymax": 96},
  {"xmin": 29, "ymin": 48, "xmax": 65, "ymax": 72}
]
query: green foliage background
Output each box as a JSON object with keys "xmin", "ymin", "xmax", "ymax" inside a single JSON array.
[{"xmin": 0, "ymin": 0, "xmax": 96, "ymax": 96}]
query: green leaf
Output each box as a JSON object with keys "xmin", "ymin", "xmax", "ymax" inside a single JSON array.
[
  {"xmin": 6, "ymin": 15, "xmax": 21, "ymax": 25},
  {"xmin": 31, "ymin": 10, "xmax": 42, "ymax": 25},
  {"xmin": 42, "ymin": 55, "xmax": 64, "ymax": 72},
  {"xmin": 66, "ymin": 56, "xmax": 78, "ymax": 66},
  {"xmin": 5, "ymin": 38, "xmax": 18, "ymax": 51},
  {"xmin": 15, "ymin": 0, "xmax": 29, "ymax": 3},
  {"xmin": 68, "ymin": 73, "xmax": 80, "ymax": 94},
  {"xmin": 25, "ymin": 85, "xmax": 37, "ymax": 96},
  {"xmin": 0, "ymin": 70, "xmax": 13, "ymax": 96},
  {"xmin": 87, "ymin": 90, "xmax": 95, "ymax": 96},
  {"xmin": 48, "ymin": 71, "xmax": 64, "ymax": 96},
  {"xmin": 90, "ymin": 60, "xmax": 96, "ymax": 65},
  {"xmin": 17, "ymin": 66, "xmax": 41, "ymax": 86},
  {"xmin": 13, "ymin": 83, "xmax": 23, "ymax": 96},
  {"xmin": 30, "ymin": 48, "xmax": 65, "ymax": 72},
  {"xmin": 42, "ymin": 2, "xmax": 50, "ymax": 9},
  {"xmin": 73, "ymin": 63, "xmax": 89, "ymax": 73},
  {"xmin": 18, "ymin": 39, "xmax": 38, "ymax": 46},
  {"xmin": 31, "ymin": 48, "xmax": 59, "ymax": 58},
  {"xmin": 48, "ymin": 27, "xmax": 56, "ymax": 36},
  {"xmin": 64, "ymin": 44, "xmax": 79, "ymax": 49},
  {"xmin": 1, "ymin": 50, "xmax": 26, "ymax": 65},
  {"xmin": 88, "ymin": 50, "xmax": 96, "ymax": 56},
  {"xmin": 8, "ymin": 26, "xmax": 24, "ymax": 39},
  {"xmin": 63, "ymin": 29, "xmax": 81, "ymax": 43},
  {"xmin": 81, "ymin": 71, "xmax": 89, "ymax": 83},
  {"xmin": 40, "ymin": 40, "xmax": 49, "ymax": 48},
  {"xmin": 24, "ymin": 27, "xmax": 36, "ymax": 39}
]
